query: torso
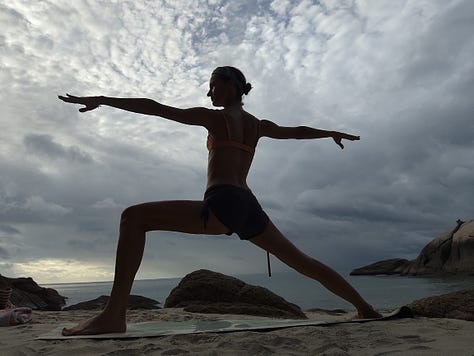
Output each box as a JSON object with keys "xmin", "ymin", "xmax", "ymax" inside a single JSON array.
[{"xmin": 206, "ymin": 108, "xmax": 260, "ymax": 190}]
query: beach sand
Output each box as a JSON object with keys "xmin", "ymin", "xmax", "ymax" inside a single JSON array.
[{"xmin": 1, "ymin": 308, "xmax": 473, "ymax": 355}]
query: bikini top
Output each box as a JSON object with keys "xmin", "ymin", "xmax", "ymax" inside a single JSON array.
[{"xmin": 206, "ymin": 112, "xmax": 257, "ymax": 154}]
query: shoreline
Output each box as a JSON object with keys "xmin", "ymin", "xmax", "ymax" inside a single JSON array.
[
  {"xmin": 42, "ymin": 271, "xmax": 474, "ymax": 312},
  {"xmin": 1, "ymin": 308, "xmax": 473, "ymax": 355}
]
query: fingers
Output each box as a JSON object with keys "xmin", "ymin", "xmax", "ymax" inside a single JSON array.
[
  {"xmin": 78, "ymin": 106, "xmax": 95, "ymax": 112},
  {"xmin": 333, "ymin": 137, "xmax": 344, "ymax": 149},
  {"xmin": 58, "ymin": 94, "xmax": 92, "ymax": 112},
  {"xmin": 58, "ymin": 93, "xmax": 77, "ymax": 103},
  {"xmin": 343, "ymin": 134, "xmax": 360, "ymax": 141}
]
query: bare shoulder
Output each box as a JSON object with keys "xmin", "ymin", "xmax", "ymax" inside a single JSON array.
[
  {"xmin": 235, "ymin": 111, "xmax": 281, "ymax": 138},
  {"xmin": 259, "ymin": 119, "xmax": 277, "ymax": 130},
  {"xmin": 171, "ymin": 106, "xmax": 222, "ymax": 128},
  {"xmin": 182, "ymin": 106, "xmax": 218, "ymax": 119},
  {"xmin": 258, "ymin": 119, "xmax": 292, "ymax": 139},
  {"xmin": 241, "ymin": 111, "xmax": 264, "ymax": 127}
]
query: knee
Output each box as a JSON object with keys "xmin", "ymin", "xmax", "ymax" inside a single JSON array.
[{"xmin": 120, "ymin": 204, "xmax": 143, "ymax": 229}]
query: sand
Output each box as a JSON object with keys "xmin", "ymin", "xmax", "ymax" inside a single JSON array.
[{"xmin": 1, "ymin": 308, "xmax": 473, "ymax": 355}]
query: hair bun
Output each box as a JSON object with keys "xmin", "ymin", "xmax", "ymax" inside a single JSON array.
[{"xmin": 243, "ymin": 83, "xmax": 252, "ymax": 95}]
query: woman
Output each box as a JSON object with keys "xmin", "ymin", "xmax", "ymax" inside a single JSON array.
[{"xmin": 58, "ymin": 66, "xmax": 381, "ymax": 335}]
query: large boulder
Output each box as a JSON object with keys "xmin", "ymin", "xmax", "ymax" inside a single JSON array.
[
  {"xmin": 351, "ymin": 219, "xmax": 474, "ymax": 276},
  {"xmin": 0, "ymin": 274, "xmax": 66, "ymax": 310},
  {"xmin": 63, "ymin": 295, "xmax": 160, "ymax": 310},
  {"xmin": 164, "ymin": 269, "xmax": 307, "ymax": 319},
  {"xmin": 350, "ymin": 258, "xmax": 411, "ymax": 276},
  {"xmin": 402, "ymin": 220, "xmax": 474, "ymax": 275},
  {"xmin": 407, "ymin": 289, "xmax": 474, "ymax": 321}
]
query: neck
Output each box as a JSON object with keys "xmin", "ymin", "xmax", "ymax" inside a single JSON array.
[{"xmin": 223, "ymin": 101, "xmax": 242, "ymax": 110}]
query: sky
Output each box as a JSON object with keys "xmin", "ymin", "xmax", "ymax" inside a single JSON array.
[{"xmin": 1, "ymin": 0, "xmax": 473, "ymax": 284}]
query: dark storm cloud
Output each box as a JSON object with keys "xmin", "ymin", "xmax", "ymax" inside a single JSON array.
[
  {"xmin": 1, "ymin": 0, "xmax": 473, "ymax": 282},
  {"xmin": 24, "ymin": 134, "xmax": 93, "ymax": 163},
  {"xmin": 0, "ymin": 225, "xmax": 20, "ymax": 235},
  {"xmin": 0, "ymin": 246, "xmax": 9, "ymax": 259}
]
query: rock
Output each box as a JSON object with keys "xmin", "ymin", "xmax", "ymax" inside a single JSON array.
[
  {"xmin": 351, "ymin": 219, "xmax": 474, "ymax": 276},
  {"xmin": 164, "ymin": 269, "xmax": 307, "ymax": 319},
  {"xmin": 63, "ymin": 295, "xmax": 161, "ymax": 310},
  {"xmin": 402, "ymin": 219, "xmax": 474, "ymax": 275},
  {"xmin": 407, "ymin": 289, "xmax": 474, "ymax": 321},
  {"xmin": 350, "ymin": 258, "xmax": 411, "ymax": 275},
  {"xmin": 0, "ymin": 274, "xmax": 66, "ymax": 311}
]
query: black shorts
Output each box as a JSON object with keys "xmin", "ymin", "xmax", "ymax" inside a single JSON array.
[{"xmin": 201, "ymin": 185, "xmax": 269, "ymax": 240}]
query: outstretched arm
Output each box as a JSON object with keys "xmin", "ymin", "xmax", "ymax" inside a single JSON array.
[
  {"xmin": 259, "ymin": 119, "xmax": 360, "ymax": 149},
  {"xmin": 58, "ymin": 94, "xmax": 212, "ymax": 127}
]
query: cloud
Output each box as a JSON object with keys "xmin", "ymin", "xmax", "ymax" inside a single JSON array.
[
  {"xmin": 9, "ymin": 258, "xmax": 114, "ymax": 283},
  {"xmin": 0, "ymin": 224, "xmax": 20, "ymax": 235},
  {"xmin": 23, "ymin": 196, "xmax": 72, "ymax": 216},
  {"xmin": 24, "ymin": 134, "xmax": 93, "ymax": 163},
  {"xmin": 92, "ymin": 198, "xmax": 123, "ymax": 210},
  {"xmin": 0, "ymin": 246, "xmax": 9, "ymax": 259},
  {"xmin": 1, "ymin": 0, "xmax": 473, "ymax": 283}
]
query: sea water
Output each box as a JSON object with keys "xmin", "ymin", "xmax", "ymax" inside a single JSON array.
[{"xmin": 45, "ymin": 270, "xmax": 474, "ymax": 312}]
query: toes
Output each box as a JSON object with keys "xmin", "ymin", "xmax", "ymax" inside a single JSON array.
[{"xmin": 62, "ymin": 327, "xmax": 74, "ymax": 336}]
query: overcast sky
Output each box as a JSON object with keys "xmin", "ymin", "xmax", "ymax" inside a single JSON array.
[{"xmin": 1, "ymin": 0, "xmax": 473, "ymax": 284}]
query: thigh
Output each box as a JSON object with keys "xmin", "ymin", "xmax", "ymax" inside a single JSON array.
[
  {"xmin": 125, "ymin": 200, "xmax": 230, "ymax": 235},
  {"xmin": 249, "ymin": 220, "xmax": 312, "ymax": 269}
]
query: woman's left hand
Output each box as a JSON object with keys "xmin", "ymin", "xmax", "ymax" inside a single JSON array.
[
  {"xmin": 58, "ymin": 94, "xmax": 102, "ymax": 112},
  {"xmin": 332, "ymin": 132, "xmax": 360, "ymax": 149}
]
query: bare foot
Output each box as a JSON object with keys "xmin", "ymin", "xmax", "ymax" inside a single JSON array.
[
  {"xmin": 352, "ymin": 306, "xmax": 383, "ymax": 320},
  {"xmin": 62, "ymin": 312, "xmax": 126, "ymax": 336}
]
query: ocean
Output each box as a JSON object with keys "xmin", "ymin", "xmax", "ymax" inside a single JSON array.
[{"xmin": 45, "ymin": 270, "xmax": 474, "ymax": 312}]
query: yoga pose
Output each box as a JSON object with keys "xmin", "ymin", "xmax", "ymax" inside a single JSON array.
[{"xmin": 59, "ymin": 66, "xmax": 381, "ymax": 335}]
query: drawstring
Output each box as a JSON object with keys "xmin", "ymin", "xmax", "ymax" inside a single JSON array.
[{"xmin": 267, "ymin": 251, "xmax": 272, "ymax": 277}]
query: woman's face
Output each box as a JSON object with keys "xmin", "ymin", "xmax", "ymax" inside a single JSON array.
[{"xmin": 207, "ymin": 75, "xmax": 237, "ymax": 107}]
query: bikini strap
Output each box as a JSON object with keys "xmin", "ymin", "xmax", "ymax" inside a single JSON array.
[
  {"xmin": 211, "ymin": 140, "xmax": 255, "ymax": 154},
  {"xmin": 218, "ymin": 111, "xmax": 256, "ymax": 153},
  {"xmin": 222, "ymin": 112, "xmax": 232, "ymax": 140}
]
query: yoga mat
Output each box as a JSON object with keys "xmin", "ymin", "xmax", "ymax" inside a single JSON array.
[{"xmin": 37, "ymin": 306, "xmax": 413, "ymax": 340}]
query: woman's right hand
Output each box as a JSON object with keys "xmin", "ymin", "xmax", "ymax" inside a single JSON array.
[
  {"xmin": 331, "ymin": 131, "xmax": 360, "ymax": 149},
  {"xmin": 58, "ymin": 94, "xmax": 102, "ymax": 112}
]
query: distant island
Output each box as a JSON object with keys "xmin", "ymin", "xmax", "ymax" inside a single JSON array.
[{"xmin": 351, "ymin": 219, "xmax": 474, "ymax": 276}]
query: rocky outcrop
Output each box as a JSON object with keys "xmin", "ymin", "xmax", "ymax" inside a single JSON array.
[
  {"xmin": 164, "ymin": 269, "xmax": 307, "ymax": 319},
  {"xmin": 402, "ymin": 219, "xmax": 474, "ymax": 275},
  {"xmin": 63, "ymin": 295, "xmax": 160, "ymax": 310},
  {"xmin": 0, "ymin": 274, "xmax": 66, "ymax": 310},
  {"xmin": 407, "ymin": 289, "xmax": 474, "ymax": 321},
  {"xmin": 351, "ymin": 219, "xmax": 474, "ymax": 276},
  {"xmin": 350, "ymin": 258, "xmax": 411, "ymax": 276}
]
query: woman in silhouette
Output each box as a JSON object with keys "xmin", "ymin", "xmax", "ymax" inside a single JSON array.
[{"xmin": 59, "ymin": 66, "xmax": 381, "ymax": 335}]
